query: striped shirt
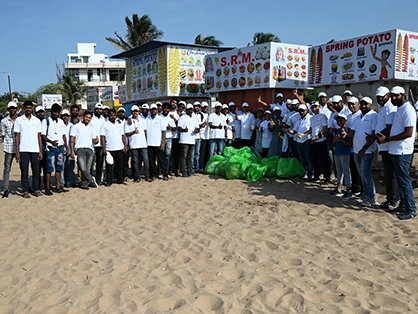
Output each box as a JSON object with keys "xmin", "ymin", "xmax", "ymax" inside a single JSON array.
[{"xmin": 1, "ymin": 115, "xmax": 16, "ymax": 153}]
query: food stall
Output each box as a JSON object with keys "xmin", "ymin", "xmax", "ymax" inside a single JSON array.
[
  {"xmin": 101, "ymin": 86, "xmax": 121, "ymax": 111},
  {"xmin": 86, "ymin": 87, "xmax": 103, "ymax": 110},
  {"xmin": 111, "ymin": 41, "xmax": 233, "ymax": 108},
  {"xmin": 309, "ymin": 29, "xmax": 418, "ymax": 99},
  {"xmin": 206, "ymin": 42, "xmax": 310, "ymax": 109}
]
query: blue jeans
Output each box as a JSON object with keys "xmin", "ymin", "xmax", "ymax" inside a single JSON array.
[
  {"xmin": 60, "ymin": 154, "xmax": 66, "ymax": 186},
  {"xmin": 164, "ymin": 138, "xmax": 172, "ymax": 173},
  {"xmin": 193, "ymin": 138, "xmax": 201, "ymax": 170},
  {"xmin": 354, "ymin": 152, "xmax": 376, "ymax": 202},
  {"xmin": 3, "ymin": 152, "xmax": 15, "ymax": 191},
  {"xmin": 131, "ymin": 148, "xmax": 150, "ymax": 179},
  {"xmin": 209, "ymin": 139, "xmax": 225, "ymax": 159},
  {"xmin": 65, "ymin": 156, "xmax": 76, "ymax": 186},
  {"xmin": 76, "ymin": 148, "xmax": 94, "ymax": 188},
  {"xmin": 295, "ymin": 141, "xmax": 314, "ymax": 178},
  {"xmin": 391, "ymin": 154, "xmax": 416, "ymax": 213}
]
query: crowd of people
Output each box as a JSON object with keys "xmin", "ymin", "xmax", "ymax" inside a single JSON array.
[{"xmin": 1, "ymin": 86, "xmax": 417, "ymax": 220}]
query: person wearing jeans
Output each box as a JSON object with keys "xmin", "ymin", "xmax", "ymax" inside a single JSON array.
[
  {"xmin": 90, "ymin": 103, "xmax": 106, "ymax": 183},
  {"xmin": 1, "ymin": 102, "xmax": 18, "ymax": 198},
  {"xmin": 192, "ymin": 101, "xmax": 204, "ymax": 172},
  {"xmin": 351, "ymin": 96, "xmax": 378, "ymax": 207},
  {"xmin": 377, "ymin": 86, "xmax": 417, "ymax": 221},
  {"xmin": 178, "ymin": 104, "xmax": 200, "ymax": 177},
  {"xmin": 198, "ymin": 102, "xmax": 210, "ymax": 171},
  {"xmin": 208, "ymin": 103, "xmax": 227, "ymax": 159},
  {"xmin": 161, "ymin": 103, "xmax": 176, "ymax": 176}
]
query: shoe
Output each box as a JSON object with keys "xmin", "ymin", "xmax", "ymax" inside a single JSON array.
[
  {"xmin": 2, "ymin": 190, "xmax": 9, "ymax": 199},
  {"xmin": 167, "ymin": 175, "xmax": 172, "ymax": 179},
  {"xmin": 103, "ymin": 182, "xmax": 112, "ymax": 187},
  {"xmin": 44, "ymin": 189, "xmax": 53, "ymax": 196},
  {"xmin": 342, "ymin": 191, "xmax": 353, "ymax": 200},
  {"xmin": 328, "ymin": 189, "xmax": 343, "ymax": 196},
  {"xmin": 91, "ymin": 177, "xmax": 98, "ymax": 188},
  {"xmin": 80, "ymin": 186, "xmax": 90, "ymax": 190},
  {"xmin": 147, "ymin": 178, "xmax": 154, "ymax": 182},
  {"xmin": 378, "ymin": 202, "xmax": 390, "ymax": 210},
  {"xmin": 398, "ymin": 212, "xmax": 417, "ymax": 221},
  {"xmin": 56, "ymin": 186, "xmax": 69, "ymax": 193},
  {"xmin": 158, "ymin": 175, "xmax": 163, "ymax": 180},
  {"xmin": 163, "ymin": 176, "xmax": 169, "ymax": 181},
  {"xmin": 183, "ymin": 174, "xmax": 189, "ymax": 178},
  {"xmin": 34, "ymin": 190, "xmax": 43, "ymax": 197},
  {"xmin": 305, "ymin": 177, "xmax": 314, "ymax": 182},
  {"xmin": 389, "ymin": 201, "xmax": 400, "ymax": 210},
  {"xmin": 320, "ymin": 181, "xmax": 331, "ymax": 186},
  {"xmin": 133, "ymin": 179, "xmax": 141, "ymax": 183},
  {"xmin": 22, "ymin": 192, "xmax": 31, "ymax": 198},
  {"xmin": 353, "ymin": 192, "xmax": 362, "ymax": 197},
  {"xmin": 312, "ymin": 177, "xmax": 321, "ymax": 183},
  {"xmin": 175, "ymin": 172, "xmax": 181, "ymax": 177},
  {"xmin": 189, "ymin": 172, "xmax": 196, "ymax": 177},
  {"xmin": 361, "ymin": 200, "xmax": 380, "ymax": 208},
  {"xmin": 69, "ymin": 183, "xmax": 78, "ymax": 188},
  {"xmin": 386, "ymin": 207, "xmax": 405, "ymax": 215}
]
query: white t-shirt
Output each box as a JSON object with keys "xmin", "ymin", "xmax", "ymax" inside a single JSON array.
[
  {"xmin": 310, "ymin": 113, "xmax": 327, "ymax": 143},
  {"xmin": 225, "ymin": 113, "xmax": 235, "ymax": 139},
  {"xmin": 389, "ymin": 102, "xmax": 417, "ymax": 155},
  {"xmin": 376, "ymin": 100, "xmax": 397, "ymax": 152},
  {"xmin": 328, "ymin": 106, "xmax": 351, "ymax": 129},
  {"xmin": 352, "ymin": 110, "xmax": 378, "ymax": 154},
  {"xmin": 90, "ymin": 115, "xmax": 105, "ymax": 147},
  {"xmin": 14, "ymin": 115, "xmax": 42, "ymax": 153},
  {"xmin": 208, "ymin": 112, "xmax": 226, "ymax": 139},
  {"xmin": 146, "ymin": 115, "xmax": 166, "ymax": 146},
  {"xmin": 200, "ymin": 112, "xmax": 209, "ymax": 140},
  {"xmin": 260, "ymin": 120, "xmax": 272, "ymax": 148},
  {"xmin": 237, "ymin": 112, "xmax": 255, "ymax": 140},
  {"xmin": 347, "ymin": 110, "xmax": 362, "ymax": 130},
  {"xmin": 41, "ymin": 117, "xmax": 66, "ymax": 147},
  {"xmin": 252, "ymin": 118, "xmax": 263, "ymax": 152},
  {"xmin": 178, "ymin": 114, "xmax": 199, "ymax": 145},
  {"xmin": 63, "ymin": 122, "xmax": 73, "ymax": 154},
  {"xmin": 286, "ymin": 112, "xmax": 301, "ymax": 138},
  {"xmin": 100, "ymin": 120, "xmax": 124, "ymax": 151},
  {"xmin": 168, "ymin": 111, "xmax": 180, "ymax": 139},
  {"xmin": 70, "ymin": 122, "xmax": 96, "ymax": 151},
  {"xmin": 320, "ymin": 105, "xmax": 333, "ymax": 120},
  {"xmin": 231, "ymin": 111, "xmax": 242, "ymax": 138},
  {"xmin": 161, "ymin": 115, "xmax": 176, "ymax": 139},
  {"xmin": 125, "ymin": 117, "xmax": 147, "ymax": 149},
  {"xmin": 294, "ymin": 114, "xmax": 312, "ymax": 143}
]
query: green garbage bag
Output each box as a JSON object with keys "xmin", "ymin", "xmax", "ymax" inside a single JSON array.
[
  {"xmin": 249, "ymin": 147, "xmax": 262, "ymax": 164},
  {"xmin": 276, "ymin": 157, "xmax": 306, "ymax": 178},
  {"xmin": 224, "ymin": 154, "xmax": 252, "ymax": 179},
  {"xmin": 261, "ymin": 155, "xmax": 280, "ymax": 177},
  {"xmin": 205, "ymin": 155, "xmax": 225, "ymax": 175},
  {"xmin": 246, "ymin": 163, "xmax": 268, "ymax": 182},
  {"xmin": 235, "ymin": 146, "xmax": 261, "ymax": 165},
  {"xmin": 222, "ymin": 146, "xmax": 237, "ymax": 158}
]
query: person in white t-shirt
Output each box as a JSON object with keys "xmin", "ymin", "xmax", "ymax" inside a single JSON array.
[
  {"xmin": 125, "ymin": 105, "xmax": 150, "ymax": 182},
  {"xmin": 169, "ymin": 98, "xmax": 181, "ymax": 176},
  {"xmin": 41, "ymin": 103, "xmax": 68, "ymax": 195},
  {"xmin": 89, "ymin": 103, "xmax": 106, "ymax": 183},
  {"xmin": 147, "ymin": 103, "xmax": 168, "ymax": 181},
  {"xmin": 60, "ymin": 109, "xmax": 74, "ymax": 188},
  {"xmin": 235, "ymin": 102, "xmax": 255, "ymax": 147},
  {"xmin": 70, "ymin": 111, "xmax": 99, "ymax": 190},
  {"xmin": 192, "ymin": 101, "xmax": 205, "ymax": 172},
  {"xmin": 282, "ymin": 99, "xmax": 301, "ymax": 160},
  {"xmin": 101, "ymin": 109, "xmax": 128, "ymax": 186},
  {"xmin": 259, "ymin": 110, "xmax": 273, "ymax": 158},
  {"xmin": 198, "ymin": 102, "xmax": 210, "ymax": 171},
  {"xmin": 377, "ymin": 86, "xmax": 417, "ymax": 220},
  {"xmin": 14, "ymin": 101, "xmax": 43, "ymax": 198},
  {"xmin": 159, "ymin": 102, "xmax": 177, "ymax": 177},
  {"xmin": 374, "ymin": 86, "xmax": 399, "ymax": 210},
  {"xmin": 222, "ymin": 104, "xmax": 234, "ymax": 147},
  {"xmin": 208, "ymin": 102, "xmax": 227, "ymax": 158},
  {"xmin": 178, "ymin": 104, "xmax": 200, "ymax": 177},
  {"xmin": 250, "ymin": 107, "xmax": 265, "ymax": 153},
  {"xmin": 228, "ymin": 101, "xmax": 241, "ymax": 148},
  {"xmin": 351, "ymin": 97, "xmax": 378, "ymax": 207}
]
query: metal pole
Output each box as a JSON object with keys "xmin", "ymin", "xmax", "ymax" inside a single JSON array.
[{"xmin": 7, "ymin": 73, "xmax": 12, "ymax": 100}]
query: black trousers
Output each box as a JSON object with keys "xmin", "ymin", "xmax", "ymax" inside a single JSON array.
[
  {"xmin": 123, "ymin": 149, "xmax": 131, "ymax": 179},
  {"xmin": 171, "ymin": 138, "xmax": 180, "ymax": 173},
  {"xmin": 105, "ymin": 150, "xmax": 124, "ymax": 184},
  {"xmin": 94, "ymin": 146, "xmax": 104, "ymax": 182},
  {"xmin": 311, "ymin": 140, "xmax": 331, "ymax": 181},
  {"xmin": 380, "ymin": 151, "xmax": 400, "ymax": 204},
  {"xmin": 240, "ymin": 138, "xmax": 252, "ymax": 148},
  {"xmin": 199, "ymin": 139, "xmax": 209, "ymax": 170},
  {"xmin": 232, "ymin": 138, "xmax": 241, "ymax": 149},
  {"xmin": 179, "ymin": 144, "xmax": 195, "ymax": 175},
  {"xmin": 148, "ymin": 146, "xmax": 167, "ymax": 178},
  {"xmin": 350, "ymin": 152, "xmax": 362, "ymax": 194}
]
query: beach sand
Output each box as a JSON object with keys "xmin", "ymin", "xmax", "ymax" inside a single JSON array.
[{"xmin": 0, "ymin": 148, "xmax": 418, "ymax": 313}]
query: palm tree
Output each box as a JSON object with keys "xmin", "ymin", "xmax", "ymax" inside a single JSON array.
[
  {"xmin": 194, "ymin": 34, "xmax": 223, "ymax": 47},
  {"xmin": 58, "ymin": 74, "xmax": 87, "ymax": 105},
  {"xmin": 106, "ymin": 14, "xmax": 164, "ymax": 51},
  {"xmin": 249, "ymin": 32, "xmax": 281, "ymax": 46}
]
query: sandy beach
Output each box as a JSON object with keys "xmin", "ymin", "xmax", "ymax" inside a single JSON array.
[{"xmin": 1, "ymin": 145, "xmax": 418, "ymax": 313}]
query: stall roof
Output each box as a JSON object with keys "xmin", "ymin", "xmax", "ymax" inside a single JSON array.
[{"xmin": 111, "ymin": 40, "xmax": 234, "ymax": 59}]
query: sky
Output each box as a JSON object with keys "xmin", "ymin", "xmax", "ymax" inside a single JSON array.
[{"xmin": 1, "ymin": 0, "xmax": 417, "ymax": 95}]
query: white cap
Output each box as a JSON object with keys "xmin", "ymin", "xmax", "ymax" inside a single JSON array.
[
  {"xmin": 150, "ymin": 103, "xmax": 158, "ymax": 109},
  {"xmin": 264, "ymin": 110, "xmax": 272, "ymax": 115},
  {"xmin": 103, "ymin": 105, "xmax": 110, "ymax": 110},
  {"xmin": 7, "ymin": 101, "xmax": 17, "ymax": 108},
  {"xmin": 228, "ymin": 101, "xmax": 236, "ymax": 107},
  {"xmin": 186, "ymin": 103, "xmax": 194, "ymax": 109},
  {"xmin": 242, "ymin": 102, "xmax": 249, "ymax": 107},
  {"xmin": 298, "ymin": 104, "xmax": 308, "ymax": 111},
  {"xmin": 94, "ymin": 103, "xmax": 103, "ymax": 109},
  {"xmin": 193, "ymin": 101, "xmax": 201, "ymax": 106},
  {"xmin": 318, "ymin": 92, "xmax": 327, "ymax": 98},
  {"xmin": 142, "ymin": 103, "xmax": 149, "ymax": 109},
  {"xmin": 215, "ymin": 102, "xmax": 222, "ymax": 107},
  {"xmin": 272, "ymin": 106, "xmax": 281, "ymax": 111},
  {"xmin": 291, "ymin": 99, "xmax": 299, "ymax": 105},
  {"xmin": 276, "ymin": 93, "xmax": 284, "ymax": 98},
  {"xmin": 156, "ymin": 101, "xmax": 162, "ymax": 106},
  {"xmin": 61, "ymin": 109, "xmax": 70, "ymax": 115},
  {"xmin": 131, "ymin": 105, "xmax": 140, "ymax": 111},
  {"xmin": 35, "ymin": 106, "xmax": 45, "ymax": 113},
  {"xmin": 286, "ymin": 99, "xmax": 292, "ymax": 104},
  {"xmin": 178, "ymin": 100, "xmax": 186, "ymax": 106},
  {"xmin": 347, "ymin": 96, "xmax": 359, "ymax": 104},
  {"xmin": 335, "ymin": 113, "xmax": 348, "ymax": 120},
  {"xmin": 118, "ymin": 108, "xmax": 126, "ymax": 112},
  {"xmin": 201, "ymin": 101, "xmax": 209, "ymax": 107},
  {"xmin": 390, "ymin": 86, "xmax": 405, "ymax": 94},
  {"xmin": 222, "ymin": 104, "xmax": 228, "ymax": 109},
  {"xmin": 360, "ymin": 96, "xmax": 373, "ymax": 104},
  {"xmin": 310, "ymin": 101, "xmax": 320, "ymax": 108},
  {"xmin": 331, "ymin": 95, "xmax": 342, "ymax": 103},
  {"xmin": 343, "ymin": 90, "xmax": 352, "ymax": 96},
  {"xmin": 376, "ymin": 86, "xmax": 390, "ymax": 97}
]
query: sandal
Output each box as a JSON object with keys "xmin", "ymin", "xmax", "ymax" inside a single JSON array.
[
  {"xmin": 34, "ymin": 190, "xmax": 43, "ymax": 197},
  {"xmin": 22, "ymin": 192, "xmax": 31, "ymax": 199}
]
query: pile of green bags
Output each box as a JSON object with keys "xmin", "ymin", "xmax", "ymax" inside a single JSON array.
[{"xmin": 204, "ymin": 147, "xmax": 305, "ymax": 182}]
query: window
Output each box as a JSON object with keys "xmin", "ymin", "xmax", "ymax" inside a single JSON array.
[
  {"xmin": 88, "ymin": 70, "xmax": 93, "ymax": 82},
  {"xmin": 109, "ymin": 69, "xmax": 121, "ymax": 81}
]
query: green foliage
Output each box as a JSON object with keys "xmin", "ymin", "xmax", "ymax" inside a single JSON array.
[
  {"xmin": 59, "ymin": 74, "xmax": 87, "ymax": 105},
  {"xmin": 249, "ymin": 32, "xmax": 281, "ymax": 46},
  {"xmin": 194, "ymin": 34, "xmax": 223, "ymax": 47},
  {"xmin": 303, "ymin": 87, "xmax": 322, "ymax": 104},
  {"xmin": 106, "ymin": 14, "xmax": 163, "ymax": 51}
]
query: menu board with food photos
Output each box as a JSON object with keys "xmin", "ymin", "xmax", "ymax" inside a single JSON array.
[
  {"xmin": 205, "ymin": 42, "xmax": 309, "ymax": 93},
  {"xmin": 307, "ymin": 29, "xmax": 418, "ymax": 86},
  {"xmin": 394, "ymin": 29, "xmax": 418, "ymax": 81}
]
